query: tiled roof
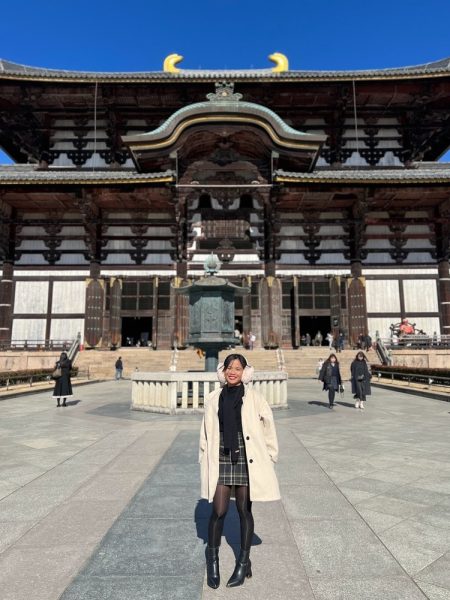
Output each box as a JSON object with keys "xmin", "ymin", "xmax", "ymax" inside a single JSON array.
[
  {"xmin": 275, "ymin": 164, "xmax": 450, "ymax": 183},
  {"xmin": 0, "ymin": 167, "xmax": 175, "ymax": 184},
  {"xmin": 1, "ymin": 165, "xmax": 450, "ymax": 185},
  {"xmin": 1, "ymin": 57, "xmax": 450, "ymax": 83}
]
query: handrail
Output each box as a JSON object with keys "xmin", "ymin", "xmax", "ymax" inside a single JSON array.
[
  {"xmin": 374, "ymin": 369, "xmax": 450, "ymax": 393},
  {"xmin": 375, "ymin": 332, "xmax": 392, "ymax": 365},
  {"xmin": 0, "ymin": 339, "xmax": 75, "ymax": 351},
  {"xmin": 378, "ymin": 334, "xmax": 450, "ymax": 350},
  {"xmin": 0, "ymin": 368, "xmax": 90, "ymax": 391},
  {"xmin": 67, "ymin": 333, "xmax": 81, "ymax": 362}
]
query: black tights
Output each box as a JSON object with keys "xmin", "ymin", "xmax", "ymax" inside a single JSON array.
[{"xmin": 208, "ymin": 484, "xmax": 254, "ymax": 550}]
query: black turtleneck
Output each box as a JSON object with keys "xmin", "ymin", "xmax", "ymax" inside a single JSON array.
[{"xmin": 218, "ymin": 383, "xmax": 245, "ymax": 463}]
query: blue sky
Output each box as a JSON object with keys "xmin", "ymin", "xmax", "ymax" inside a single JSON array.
[{"xmin": 1, "ymin": 0, "xmax": 449, "ymax": 162}]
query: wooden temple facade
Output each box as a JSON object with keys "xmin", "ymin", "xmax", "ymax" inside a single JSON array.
[{"xmin": 0, "ymin": 55, "xmax": 449, "ymax": 349}]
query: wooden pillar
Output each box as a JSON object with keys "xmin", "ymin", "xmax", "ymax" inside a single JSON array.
[
  {"xmin": 242, "ymin": 276, "xmax": 252, "ymax": 344},
  {"xmin": 0, "ymin": 262, "xmax": 14, "ymax": 345},
  {"xmin": 438, "ymin": 260, "xmax": 450, "ymax": 334},
  {"xmin": 330, "ymin": 276, "xmax": 341, "ymax": 339},
  {"xmin": 292, "ymin": 276, "xmax": 300, "ymax": 348},
  {"xmin": 260, "ymin": 276, "xmax": 282, "ymax": 348},
  {"xmin": 172, "ymin": 266, "xmax": 189, "ymax": 348},
  {"xmin": 84, "ymin": 262, "xmax": 105, "ymax": 348},
  {"xmin": 152, "ymin": 277, "xmax": 159, "ymax": 349},
  {"xmin": 347, "ymin": 261, "xmax": 368, "ymax": 348},
  {"xmin": 109, "ymin": 277, "xmax": 122, "ymax": 348}
]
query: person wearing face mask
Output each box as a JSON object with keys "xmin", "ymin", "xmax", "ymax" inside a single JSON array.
[
  {"xmin": 319, "ymin": 353, "xmax": 342, "ymax": 409},
  {"xmin": 199, "ymin": 353, "xmax": 280, "ymax": 589},
  {"xmin": 351, "ymin": 351, "xmax": 372, "ymax": 409}
]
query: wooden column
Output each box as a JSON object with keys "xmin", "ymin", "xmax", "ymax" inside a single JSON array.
[
  {"xmin": 242, "ymin": 276, "xmax": 252, "ymax": 344},
  {"xmin": 438, "ymin": 260, "xmax": 450, "ymax": 334},
  {"xmin": 0, "ymin": 262, "xmax": 14, "ymax": 344},
  {"xmin": 292, "ymin": 276, "xmax": 300, "ymax": 348},
  {"xmin": 330, "ymin": 276, "xmax": 341, "ymax": 338},
  {"xmin": 172, "ymin": 270, "xmax": 189, "ymax": 348},
  {"xmin": 109, "ymin": 277, "xmax": 122, "ymax": 348},
  {"xmin": 260, "ymin": 276, "xmax": 282, "ymax": 348},
  {"xmin": 347, "ymin": 261, "xmax": 368, "ymax": 348},
  {"xmin": 435, "ymin": 200, "xmax": 450, "ymax": 334},
  {"xmin": 84, "ymin": 262, "xmax": 105, "ymax": 348}
]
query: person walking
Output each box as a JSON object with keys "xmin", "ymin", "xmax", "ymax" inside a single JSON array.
[
  {"xmin": 326, "ymin": 332, "xmax": 333, "ymax": 349},
  {"xmin": 315, "ymin": 357, "xmax": 324, "ymax": 379},
  {"xmin": 199, "ymin": 353, "xmax": 280, "ymax": 589},
  {"xmin": 350, "ymin": 351, "xmax": 372, "ymax": 409},
  {"xmin": 115, "ymin": 356, "xmax": 124, "ymax": 380},
  {"xmin": 337, "ymin": 332, "xmax": 345, "ymax": 352},
  {"xmin": 319, "ymin": 353, "xmax": 342, "ymax": 409},
  {"xmin": 52, "ymin": 351, "xmax": 73, "ymax": 407}
]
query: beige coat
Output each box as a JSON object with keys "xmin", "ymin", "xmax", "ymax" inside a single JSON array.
[{"xmin": 199, "ymin": 386, "xmax": 280, "ymax": 502}]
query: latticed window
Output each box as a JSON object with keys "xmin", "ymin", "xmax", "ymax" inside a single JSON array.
[
  {"xmin": 121, "ymin": 280, "xmax": 153, "ymax": 311},
  {"xmin": 157, "ymin": 281, "xmax": 171, "ymax": 310},
  {"xmin": 298, "ymin": 280, "xmax": 330, "ymax": 310},
  {"xmin": 282, "ymin": 281, "xmax": 293, "ymax": 309},
  {"xmin": 251, "ymin": 282, "xmax": 260, "ymax": 310}
]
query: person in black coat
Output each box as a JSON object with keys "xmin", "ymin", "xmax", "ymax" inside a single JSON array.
[
  {"xmin": 350, "ymin": 351, "xmax": 372, "ymax": 409},
  {"xmin": 319, "ymin": 353, "xmax": 342, "ymax": 409},
  {"xmin": 52, "ymin": 351, "xmax": 73, "ymax": 407}
]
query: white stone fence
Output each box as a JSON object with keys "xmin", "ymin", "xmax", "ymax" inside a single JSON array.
[{"xmin": 131, "ymin": 371, "xmax": 288, "ymax": 415}]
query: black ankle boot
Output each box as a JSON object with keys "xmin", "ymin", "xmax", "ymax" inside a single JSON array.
[
  {"xmin": 206, "ymin": 546, "xmax": 220, "ymax": 589},
  {"xmin": 56, "ymin": 401, "xmax": 60, "ymax": 407},
  {"xmin": 62, "ymin": 399, "xmax": 67, "ymax": 407},
  {"xmin": 226, "ymin": 549, "xmax": 252, "ymax": 587}
]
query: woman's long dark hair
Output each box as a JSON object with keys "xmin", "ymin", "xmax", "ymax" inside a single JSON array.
[
  {"xmin": 325, "ymin": 353, "xmax": 339, "ymax": 364},
  {"xmin": 355, "ymin": 351, "xmax": 368, "ymax": 361},
  {"xmin": 222, "ymin": 353, "xmax": 248, "ymax": 370}
]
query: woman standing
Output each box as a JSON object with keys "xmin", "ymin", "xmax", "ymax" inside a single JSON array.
[
  {"xmin": 350, "ymin": 351, "xmax": 372, "ymax": 409},
  {"xmin": 52, "ymin": 351, "xmax": 73, "ymax": 407},
  {"xmin": 199, "ymin": 353, "xmax": 280, "ymax": 589},
  {"xmin": 319, "ymin": 353, "xmax": 342, "ymax": 409}
]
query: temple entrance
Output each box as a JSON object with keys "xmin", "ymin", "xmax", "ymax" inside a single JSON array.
[
  {"xmin": 300, "ymin": 316, "xmax": 331, "ymax": 346},
  {"xmin": 121, "ymin": 317, "xmax": 152, "ymax": 347}
]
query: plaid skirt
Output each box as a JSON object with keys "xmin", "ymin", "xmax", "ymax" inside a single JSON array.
[{"xmin": 218, "ymin": 431, "xmax": 249, "ymax": 486}]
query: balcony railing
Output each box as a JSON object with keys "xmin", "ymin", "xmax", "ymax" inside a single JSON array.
[{"xmin": 131, "ymin": 371, "xmax": 288, "ymax": 415}]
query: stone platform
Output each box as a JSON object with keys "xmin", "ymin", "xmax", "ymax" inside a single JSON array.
[{"xmin": 0, "ymin": 379, "xmax": 449, "ymax": 599}]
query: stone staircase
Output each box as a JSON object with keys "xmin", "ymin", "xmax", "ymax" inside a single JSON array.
[
  {"xmin": 75, "ymin": 346, "xmax": 377, "ymax": 381},
  {"xmin": 280, "ymin": 347, "xmax": 377, "ymax": 379},
  {"xmin": 75, "ymin": 348, "xmax": 173, "ymax": 380}
]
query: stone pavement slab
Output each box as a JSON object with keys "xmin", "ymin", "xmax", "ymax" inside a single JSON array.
[{"xmin": 0, "ymin": 378, "xmax": 449, "ymax": 598}]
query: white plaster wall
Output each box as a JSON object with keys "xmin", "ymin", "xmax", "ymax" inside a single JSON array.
[
  {"xmin": 366, "ymin": 280, "xmax": 400, "ymax": 313},
  {"xmin": 403, "ymin": 280, "xmax": 439, "ymax": 313},
  {"xmin": 367, "ymin": 317, "xmax": 397, "ymax": 340},
  {"xmin": 50, "ymin": 318, "xmax": 84, "ymax": 341},
  {"xmin": 408, "ymin": 316, "xmax": 441, "ymax": 336},
  {"xmin": 52, "ymin": 281, "xmax": 86, "ymax": 314},
  {"xmin": 11, "ymin": 319, "xmax": 46, "ymax": 342},
  {"xmin": 14, "ymin": 281, "xmax": 49, "ymax": 313}
]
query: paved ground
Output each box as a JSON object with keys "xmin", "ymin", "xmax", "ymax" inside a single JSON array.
[{"xmin": 0, "ymin": 379, "xmax": 450, "ymax": 600}]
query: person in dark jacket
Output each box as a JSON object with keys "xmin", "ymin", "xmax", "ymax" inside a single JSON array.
[
  {"xmin": 350, "ymin": 351, "xmax": 372, "ymax": 409},
  {"xmin": 115, "ymin": 356, "xmax": 124, "ymax": 380},
  {"xmin": 52, "ymin": 352, "xmax": 73, "ymax": 407},
  {"xmin": 319, "ymin": 353, "xmax": 342, "ymax": 409}
]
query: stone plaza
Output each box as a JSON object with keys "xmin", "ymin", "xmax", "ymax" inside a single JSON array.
[{"xmin": 0, "ymin": 379, "xmax": 449, "ymax": 600}]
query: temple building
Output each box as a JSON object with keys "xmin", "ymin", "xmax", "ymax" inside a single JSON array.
[{"xmin": 0, "ymin": 54, "xmax": 449, "ymax": 349}]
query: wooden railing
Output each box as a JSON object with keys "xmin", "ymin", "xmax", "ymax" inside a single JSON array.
[
  {"xmin": 131, "ymin": 371, "xmax": 288, "ymax": 415},
  {"xmin": 0, "ymin": 339, "xmax": 75, "ymax": 351}
]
